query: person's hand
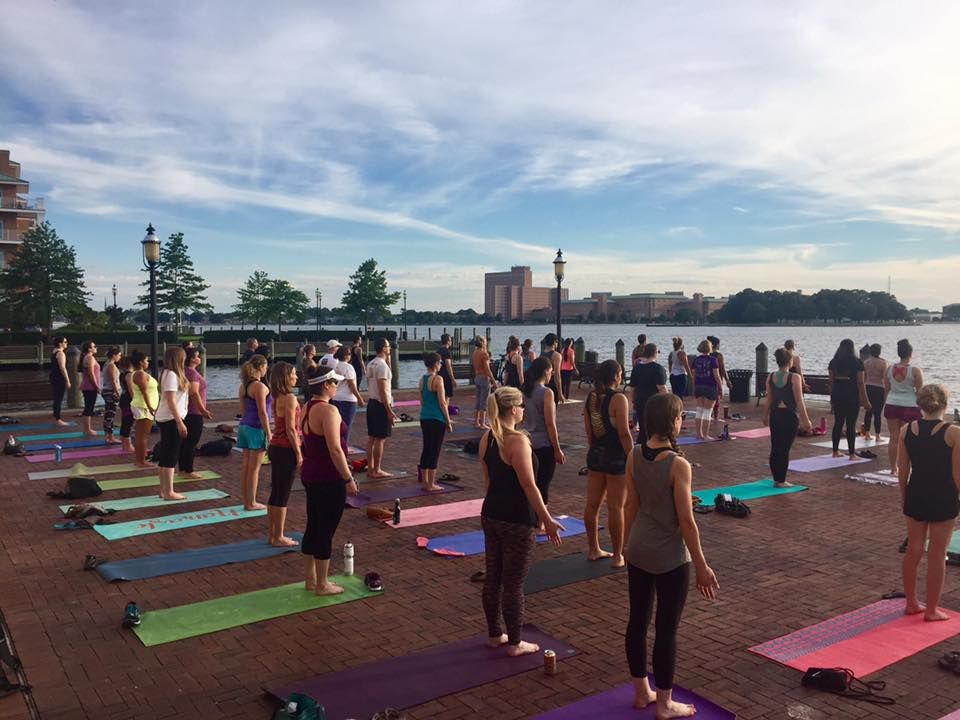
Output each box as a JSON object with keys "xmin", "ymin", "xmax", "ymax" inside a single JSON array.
[
  {"xmin": 388, "ymin": 412, "xmax": 397, "ymax": 425},
  {"xmin": 346, "ymin": 478, "xmax": 359, "ymax": 496},
  {"xmin": 358, "ymin": 397, "xmax": 366, "ymax": 407},
  {"xmin": 447, "ymin": 420, "xmax": 454, "ymax": 433},
  {"xmin": 296, "ymin": 453, "xmax": 303, "ymax": 468},
  {"xmin": 66, "ymin": 382, "xmax": 72, "ymax": 390},
  {"xmin": 696, "ymin": 564, "xmax": 719, "ymax": 600},
  {"xmin": 761, "ymin": 414, "xmax": 769, "ymax": 427},
  {"xmin": 863, "ymin": 402, "xmax": 872, "ymax": 412},
  {"xmin": 453, "ymin": 379, "xmax": 458, "ymax": 387},
  {"xmin": 202, "ymin": 409, "xmax": 214, "ymax": 420},
  {"xmin": 176, "ymin": 420, "xmax": 188, "ymax": 438},
  {"xmin": 800, "ymin": 419, "xmax": 812, "ymax": 433},
  {"xmin": 543, "ymin": 516, "xmax": 566, "ymax": 547},
  {"xmin": 555, "ymin": 447, "xmax": 566, "ymax": 465}
]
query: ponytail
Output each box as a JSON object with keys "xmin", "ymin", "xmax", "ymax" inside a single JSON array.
[{"xmin": 486, "ymin": 386, "xmax": 530, "ymax": 449}]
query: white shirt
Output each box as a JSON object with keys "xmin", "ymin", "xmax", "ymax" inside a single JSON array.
[
  {"xmin": 154, "ymin": 370, "xmax": 189, "ymax": 422},
  {"xmin": 320, "ymin": 352, "xmax": 336, "ymax": 367},
  {"xmin": 366, "ymin": 356, "xmax": 393, "ymax": 406},
  {"xmin": 333, "ymin": 361, "xmax": 359, "ymax": 403}
]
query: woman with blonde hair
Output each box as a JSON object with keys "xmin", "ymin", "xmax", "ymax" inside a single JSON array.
[
  {"xmin": 130, "ymin": 350, "xmax": 157, "ymax": 468},
  {"xmin": 237, "ymin": 356, "xmax": 272, "ymax": 510},
  {"xmin": 268, "ymin": 362, "xmax": 301, "ymax": 547},
  {"xmin": 154, "ymin": 347, "xmax": 190, "ymax": 501},
  {"xmin": 480, "ymin": 386, "xmax": 564, "ymax": 656},
  {"xmin": 899, "ymin": 384, "xmax": 960, "ymax": 621}
]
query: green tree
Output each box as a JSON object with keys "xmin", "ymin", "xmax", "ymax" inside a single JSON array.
[
  {"xmin": 262, "ymin": 279, "xmax": 310, "ymax": 334},
  {"xmin": 0, "ymin": 221, "xmax": 91, "ymax": 330},
  {"xmin": 234, "ymin": 270, "xmax": 271, "ymax": 329},
  {"xmin": 138, "ymin": 232, "xmax": 211, "ymax": 330},
  {"xmin": 340, "ymin": 258, "xmax": 401, "ymax": 320}
]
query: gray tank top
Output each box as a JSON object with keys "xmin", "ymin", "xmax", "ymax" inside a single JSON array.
[
  {"xmin": 625, "ymin": 446, "xmax": 691, "ymax": 574},
  {"xmin": 525, "ymin": 384, "xmax": 550, "ymax": 449}
]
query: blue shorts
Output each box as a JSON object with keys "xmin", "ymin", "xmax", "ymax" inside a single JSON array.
[{"xmin": 236, "ymin": 424, "xmax": 267, "ymax": 451}]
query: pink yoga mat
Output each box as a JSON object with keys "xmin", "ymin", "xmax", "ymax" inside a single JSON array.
[
  {"xmin": 26, "ymin": 446, "xmax": 131, "ymax": 463},
  {"xmin": 393, "ymin": 400, "xmax": 421, "ymax": 408},
  {"xmin": 386, "ymin": 498, "xmax": 483, "ymax": 528},
  {"xmin": 730, "ymin": 427, "xmax": 770, "ymax": 439},
  {"xmin": 938, "ymin": 709, "xmax": 960, "ymax": 720},
  {"xmin": 750, "ymin": 598, "xmax": 960, "ymax": 677}
]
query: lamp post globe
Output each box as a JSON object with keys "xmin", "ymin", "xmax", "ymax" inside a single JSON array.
[
  {"xmin": 142, "ymin": 223, "xmax": 161, "ymax": 377},
  {"xmin": 553, "ymin": 249, "xmax": 566, "ymax": 342}
]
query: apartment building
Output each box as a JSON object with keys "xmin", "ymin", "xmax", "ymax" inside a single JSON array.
[{"xmin": 0, "ymin": 150, "xmax": 45, "ymax": 268}]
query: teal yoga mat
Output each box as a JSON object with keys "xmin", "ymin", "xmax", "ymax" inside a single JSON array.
[
  {"xmin": 18, "ymin": 430, "xmax": 103, "ymax": 442},
  {"xmin": 94, "ymin": 504, "xmax": 266, "ymax": 541},
  {"xmin": 58, "ymin": 488, "xmax": 228, "ymax": 513},
  {"xmin": 950, "ymin": 531, "xmax": 960, "ymax": 556},
  {"xmin": 692, "ymin": 478, "xmax": 808, "ymax": 503}
]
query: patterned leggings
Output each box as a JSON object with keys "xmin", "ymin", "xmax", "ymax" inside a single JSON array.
[
  {"xmin": 481, "ymin": 516, "xmax": 535, "ymax": 645},
  {"xmin": 102, "ymin": 390, "xmax": 118, "ymax": 434}
]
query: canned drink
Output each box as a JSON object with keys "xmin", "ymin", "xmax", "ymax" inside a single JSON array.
[
  {"xmin": 543, "ymin": 649, "xmax": 557, "ymax": 675},
  {"xmin": 54, "ymin": 444, "xmax": 63, "ymax": 463}
]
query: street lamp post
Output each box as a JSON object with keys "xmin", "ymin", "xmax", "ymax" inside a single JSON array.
[
  {"xmin": 403, "ymin": 290, "xmax": 407, "ymax": 340},
  {"xmin": 553, "ymin": 249, "xmax": 566, "ymax": 342},
  {"xmin": 315, "ymin": 288, "xmax": 321, "ymax": 333},
  {"xmin": 112, "ymin": 283, "xmax": 117, "ymax": 309},
  {"xmin": 142, "ymin": 223, "xmax": 161, "ymax": 378}
]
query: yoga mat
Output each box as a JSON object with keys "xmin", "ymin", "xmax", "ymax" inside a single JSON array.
[
  {"xmin": 788, "ymin": 453, "xmax": 870, "ymax": 472},
  {"xmin": 97, "ymin": 533, "xmax": 304, "ymax": 582},
  {"xmin": 58, "ymin": 488, "xmax": 228, "ymax": 513},
  {"xmin": 845, "ymin": 470, "xmax": 898, "ymax": 487},
  {"xmin": 26, "ymin": 445, "xmax": 130, "ymax": 463},
  {"xmin": 347, "ymin": 445, "xmax": 365, "ymax": 455},
  {"xmin": 204, "ymin": 420, "xmax": 238, "ymax": 429},
  {"xmin": 345, "ymin": 482, "xmax": 461, "ymax": 508},
  {"xmin": 133, "ymin": 574, "xmax": 378, "ymax": 646},
  {"xmin": 393, "ymin": 400, "xmax": 421, "ymax": 408},
  {"xmin": 810, "ymin": 436, "xmax": 889, "ymax": 449},
  {"xmin": 98, "ymin": 470, "xmax": 221, "ymax": 491},
  {"xmin": 531, "ymin": 681, "xmax": 735, "ymax": 719},
  {"xmin": 387, "ymin": 498, "xmax": 483, "ymax": 528},
  {"xmin": 394, "ymin": 420, "xmax": 419, "ymax": 428},
  {"xmin": 28, "ymin": 462, "xmax": 141, "ymax": 480},
  {"xmin": 426, "ymin": 516, "xmax": 588, "ymax": 556},
  {"xmin": 749, "ymin": 598, "xmax": 960, "ymax": 677},
  {"xmin": 730, "ymin": 427, "xmax": 769, "ymax": 439},
  {"xmin": 950, "ymin": 530, "xmax": 960, "ymax": 556},
  {"xmin": 16, "ymin": 430, "xmax": 103, "ymax": 442},
  {"xmin": 676, "ymin": 435, "xmax": 727, "ymax": 446},
  {"xmin": 446, "ymin": 436, "xmax": 484, "ymax": 448},
  {"xmin": 268, "ymin": 625, "xmax": 578, "ymax": 719},
  {"xmin": 524, "ymin": 552, "xmax": 624, "ymax": 594},
  {"xmin": 1, "ymin": 421, "xmax": 76, "ymax": 431},
  {"xmin": 25, "ymin": 438, "xmax": 108, "ymax": 452},
  {"xmin": 94, "ymin": 505, "xmax": 266, "ymax": 541},
  {"xmin": 692, "ymin": 478, "xmax": 808, "ymax": 503},
  {"xmin": 939, "ymin": 709, "xmax": 960, "ymax": 720}
]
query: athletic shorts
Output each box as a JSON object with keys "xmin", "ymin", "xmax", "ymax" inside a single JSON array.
[
  {"xmin": 474, "ymin": 377, "xmax": 491, "ymax": 412},
  {"xmin": 366, "ymin": 399, "xmax": 391, "ymax": 439},
  {"xmin": 131, "ymin": 406, "xmax": 153, "ymax": 421},
  {"xmin": 693, "ymin": 385, "xmax": 718, "ymax": 402},
  {"xmin": 236, "ymin": 424, "xmax": 268, "ymax": 450},
  {"xmin": 884, "ymin": 404, "xmax": 922, "ymax": 422}
]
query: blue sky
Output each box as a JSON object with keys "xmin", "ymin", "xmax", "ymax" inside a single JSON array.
[{"xmin": 2, "ymin": 1, "xmax": 959, "ymax": 312}]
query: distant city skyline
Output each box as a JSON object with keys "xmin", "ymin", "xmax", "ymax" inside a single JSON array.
[{"xmin": 2, "ymin": 3, "xmax": 960, "ymax": 313}]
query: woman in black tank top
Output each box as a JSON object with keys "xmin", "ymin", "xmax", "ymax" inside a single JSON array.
[{"xmin": 762, "ymin": 348, "xmax": 812, "ymax": 487}]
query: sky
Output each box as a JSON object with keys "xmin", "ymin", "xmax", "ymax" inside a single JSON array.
[{"xmin": 2, "ymin": 1, "xmax": 960, "ymax": 313}]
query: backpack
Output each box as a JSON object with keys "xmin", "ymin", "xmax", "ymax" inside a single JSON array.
[
  {"xmin": 462, "ymin": 439, "xmax": 480, "ymax": 454},
  {"xmin": 3, "ymin": 436, "xmax": 24, "ymax": 456},
  {"xmin": 147, "ymin": 442, "xmax": 161, "ymax": 462},
  {"xmin": 196, "ymin": 438, "xmax": 235, "ymax": 456},
  {"xmin": 801, "ymin": 667, "xmax": 894, "ymax": 705},
  {"xmin": 47, "ymin": 477, "xmax": 102, "ymax": 500},
  {"xmin": 273, "ymin": 692, "xmax": 325, "ymax": 720}
]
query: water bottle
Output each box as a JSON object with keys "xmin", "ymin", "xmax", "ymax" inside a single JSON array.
[
  {"xmin": 343, "ymin": 542, "xmax": 354, "ymax": 576},
  {"xmin": 393, "ymin": 498, "xmax": 401, "ymax": 525},
  {"xmin": 54, "ymin": 444, "xmax": 63, "ymax": 463},
  {"xmin": 286, "ymin": 701, "xmax": 298, "ymax": 714}
]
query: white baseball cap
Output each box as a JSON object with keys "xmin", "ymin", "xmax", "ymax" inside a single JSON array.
[{"xmin": 326, "ymin": 339, "xmax": 342, "ymax": 350}]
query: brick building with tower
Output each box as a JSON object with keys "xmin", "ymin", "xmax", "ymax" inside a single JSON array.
[{"xmin": 484, "ymin": 266, "xmax": 569, "ymax": 320}]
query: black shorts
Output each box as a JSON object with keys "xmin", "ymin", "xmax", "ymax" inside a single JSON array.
[
  {"xmin": 366, "ymin": 398, "xmax": 391, "ymax": 439},
  {"xmin": 586, "ymin": 440, "xmax": 627, "ymax": 475},
  {"xmin": 694, "ymin": 385, "xmax": 718, "ymax": 402},
  {"xmin": 157, "ymin": 420, "xmax": 183, "ymax": 469}
]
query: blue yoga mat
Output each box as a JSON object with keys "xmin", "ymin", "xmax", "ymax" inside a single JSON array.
[
  {"xmin": 96, "ymin": 534, "xmax": 304, "ymax": 581},
  {"xmin": 25, "ymin": 438, "xmax": 108, "ymax": 451},
  {"xmin": 2, "ymin": 421, "xmax": 76, "ymax": 432},
  {"xmin": 426, "ymin": 516, "xmax": 588, "ymax": 556},
  {"xmin": 17, "ymin": 430, "xmax": 103, "ymax": 442},
  {"xmin": 94, "ymin": 505, "xmax": 267, "ymax": 541},
  {"xmin": 692, "ymin": 478, "xmax": 808, "ymax": 503}
]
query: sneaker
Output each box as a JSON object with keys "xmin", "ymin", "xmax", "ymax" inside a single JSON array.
[
  {"xmin": 122, "ymin": 601, "xmax": 141, "ymax": 628},
  {"xmin": 364, "ymin": 572, "xmax": 384, "ymax": 592}
]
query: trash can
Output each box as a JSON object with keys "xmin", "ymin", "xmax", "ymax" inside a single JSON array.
[{"xmin": 728, "ymin": 369, "xmax": 753, "ymax": 404}]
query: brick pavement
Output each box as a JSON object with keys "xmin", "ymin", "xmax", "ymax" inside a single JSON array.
[{"xmin": 0, "ymin": 388, "xmax": 958, "ymax": 719}]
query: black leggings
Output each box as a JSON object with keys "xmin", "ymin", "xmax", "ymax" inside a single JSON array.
[
  {"xmin": 119, "ymin": 405, "xmax": 133, "ymax": 439},
  {"xmin": 560, "ymin": 369, "xmax": 574, "ymax": 399},
  {"xmin": 82, "ymin": 390, "xmax": 98, "ymax": 417},
  {"xmin": 832, "ymin": 397, "xmax": 860, "ymax": 455},
  {"xmin": 626, "ymin": 562, "xmax": 690, "ymax": 690},
  {"xmin": 51, "ymin": 377, "xmax": 67, "ymax": 420},
  {"xmin": 267, "ymin": 445, "xmax": 297, "ymax": 507},
  {"xmin": 768, "ymin": 409, "xmax": 799, "ymax": 484},
  {"xmin": 302, "ymin": 481, "xmax": 347, "ymax": 560},
  {"xmin": 481, "ymin": 516, "xmax": 535, "ymax": 645},
  {"xmin": 419, "ymin": 419, "xmax": 446, "ymax": 470},
  {"xmin": 178, "ymin": 414, "xmax": 204, "ymax": 472},
  {"xmin": 533, "ymin": 446, "xmax": 556, "ymax": 504},
  {"xmin": 864, "ymin": 385, "xmax": 885, "ymax": 434}
]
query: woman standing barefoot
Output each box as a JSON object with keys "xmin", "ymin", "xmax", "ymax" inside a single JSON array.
[
  {"xmin": 117, "ymin": 356, "xmax": 135, "ymax": 452},
  {"xmin": 100, "ymin": 347, "xmax": 121, "ymax": 444},
  {"xmin": 828, "ymin": 339, "xmax": 870, "ymax": 460},
  {"xmin": 418, "ymin": 353, "xmax": 453, "ymax": 492},
  {"xmin": 154, "ymin": 347, "xmax": 190, "ymax": 501},
  {"xmin": 691, "ymin": 340, "xmax": 723, "ymax": 440},
  {"xmin": 178, "ymin": 348, "xmax": 213, "ymax": 478},
  {"xmin": 267, "ymin": 362, "xmax": 301, "ymax": 547},
  {"xmin": 885, "ymin": 339, "xmax": 924, "ymax": 473},
  {"xmin": 522, "ymin": 357, "xmax": 565, "ymax": 524},
  {"xmin": 301, "ymin": 365, "xmax": 358, "ymax": 595},
  {"xmin": 899, "ymin": 384, "xmax": 960, "ymax": 621},
  {"xmin": 480, "ymin": 387, "xmax": 563, "ymax": 656},
  {"xmin": 237, "ymin": 356, "xmax": 272, "ymax": 511},
  {"xmin": 583, "ymin": 360, "xmax": 634, "ymax": 567},
  {"xmin": 472, "ymin": 336, "xmax": 496, "ymax": 429},
  {"xmin": 667, "ymin": 337, "xmax": 691, "ymax": 398},
  {"xmin": 49, "ymin": 336, "xmax": 71, "ymax": 426},
  {"xmin": 763, "ymin": 348, "xmax": 812, "ymax": 487},
  {"xmin": 624, "ymin": 393, "xmax": 719, "ymax": 717},
  {"xmin": 130, "ymin": 351, "xmax": 157, "ymax": 467},
  {"xmin": 862, "ymin": 343, "xmax": 887, "ymax": 440},
  {"xmin": 79, "ymin": 341, "xmax": 101, "ymax": 437}
]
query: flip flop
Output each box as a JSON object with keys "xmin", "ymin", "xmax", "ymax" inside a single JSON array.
[
  {"xmin": 881, "ymin": 590, "xmax": 906, "ymax": 600},
  {"xmin": 470, "ymin": 570, "xmax": 486, "ymax": 582},
  {"xmin": 578, "ymin": 466, "xmax": 589, "ymax": 476},
  {"xmin": 416, "ymin": 536, "xmax": 429, "ymax": 549},
  {"xmin": 430, "ymin": 547, "xmax": 466, "ymax": 557},
  {"xmin": 693, "ymin": 505, "xmax": 714, "ymax": 514},
  {"xmin": 937, "ymin": 651, "xmax": 960, "ymax": 673},
  {"xmin": 398, "ymin": 412, "xmax": 415, "ymax": 422},
  {"xmin": 438, "ymin": 473, "xmax": 460, "ymax": 482},
  {"xmin": 856, "ymin": 450, "xmax": 878, "ymax": 459}
]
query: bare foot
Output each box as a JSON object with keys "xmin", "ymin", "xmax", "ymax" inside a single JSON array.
[
  {"xmin": 703, "ymin": 435, "xmax": 716, "ymax": 442},
  {"xmin": 773, "ymin": 481, "xmax": 794, "ymax": 488},
  {"xmin": 588, "ymin": 549, "xmax": 614, "ymax": 561},
  {"xmin": 272, "ymin": 536, "xmax": 299, "ymax": 547},
  {"xmin": 423, "ymin": 484, "xmax": 445, "ymax": 492},
  {"xmin": 55, "ymin": 419, "xmax": 70, "ymax": 426},
  {"xmin": 305, "ymin": 580, "xmax": 316, "ymax": 592},
  {"xmin": 848, "ymin": 454, "xmax": 858, "ymax": 461},
  {"xmin": 84, "ymin": 431, "xmax": 99, "ymax": 437},
  {"xmin": 904, "ymin": 602, "xmax": 926, "ymax": 615},
  {"xmin": 178, "ymin": 471, "xmax": 204, "ymax": 479},
  {"xmin": 245, "ymin": 502, "xmax": 267, "ymax": 511},
  {"xmin": 611, "ymin": 554, "xmax": 625, "ymax": 568},
  {"xmin": 161, "ymin": 492, "xmax": 187, "ymax": 501},
  {"xmin": 506, "ymin": 640, "xmax": 539, "ymax": 657},
  {"xmin": 657, "ymin": 699, "xmax": 696, "ymax": 719},
  {"xmin": 134, "ymin": 461, "xmax": 156, "ymax": 468},
  {"xmin": 832, "ymin": 451, "xmax": 842, "ymax": 458},
  {"xmin": 315, "ymin": 582, "xmax": 345, "ymax": 596},
  {"xmin": 122, "ymin": 443, "xmax": 134, "ymax": 452},
  {"xmin": 486, "ymin": 634, "xmax": 508, "ymax": 648},
  {"xmin": 633, "ymin": 688, "xmax": 657, "ymax": 709},
  {"xmin": 924, "ymin": 609, "xmax": 950, "ymax": 622},
  {"xmin": 368, "ymin": 471, "xmax": 393, "ymax": 479}
]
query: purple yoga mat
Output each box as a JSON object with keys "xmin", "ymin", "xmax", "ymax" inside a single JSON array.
[
  {"xmin": 531, "ymin": 681, "xmax": 735, "ymax": 719},
  {"xmin": 344, "ymin": 482, "xmax": 462, "ymax": 508},
  {"xmin": 268, "ymin": 625, "xmax": 578, "ymax": 719},
  {"xmin": 25, "ymin": 445, "xmax": 131, "ymax": 463}
]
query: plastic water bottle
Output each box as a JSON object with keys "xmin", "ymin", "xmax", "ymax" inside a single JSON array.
[
  {"xmin": 54, "ymin": 444, "xmax": 63, "ymax": 463},
  {"xmin": 393, "ymin": 498, "xmax": 401, "ymax": 525},
  {"xmin": 343, "ymin": 542, "xmax": 354, "ymax": 576},
  {"xmin": 286, "ymin": 701, "xmax": 298, "ymax": 714}
]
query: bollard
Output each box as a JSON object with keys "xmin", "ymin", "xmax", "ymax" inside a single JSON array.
[
  {"xmin": 574, "ymin": 337, "xmax": 585, "ymax": 364},
  {"xmin": 199, "ymin": 343, "xmax": 208, "ymax": 376},
  {"xmin": 428, "ymin": 328, "xmax": 432, "ymax": 340},
  {"xmin": 615, "ymin": 339, "xmax": 625, "ymax": 369},
  {"xmin": 755, "ymin": 342, "xmax": 768, "ymax": 397},
  {"xmin": 390, "ymin": 342, "xmax": 400, "ymax": 391},
  {"xmin": 66, "ymin": 345, "xmax": 81, "ymax": 409},
  {"xmin": 270, "ymin": 340, "xmax": 276, "ymax": 362}
]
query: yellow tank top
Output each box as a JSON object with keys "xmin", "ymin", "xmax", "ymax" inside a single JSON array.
[{"xmin": 131, "ymin": 372, "xmax": 159, "ymax": 411}]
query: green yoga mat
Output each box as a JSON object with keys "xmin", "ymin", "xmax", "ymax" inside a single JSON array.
[
  {"xmin": 692, "ymin": 478, "xmax": 808, "ymax": 503},
  {"xmin": 950, "ymin": 531, "xmax": 960, "ymax": 555},
  {"xmin": 133, "ymin": 575, "xmax": 381, "ymax": 646},
  {"xmin": 58, "ymin": 488, "xmax": 228, "ymax": 513},
  {"xmin": 28, "ymin": 462, "xmax": 143, "ymax": 481},
  {"xmin": 19, "ymin": 431, "xmax": 104, "ymax": 442},
  {"xmin": 98, "ymin": 470, "xmax": 221, "ymax": 491},
  {"xmin": 94, "ymin": 504, "xmax": 266, "ymax": 541}
]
